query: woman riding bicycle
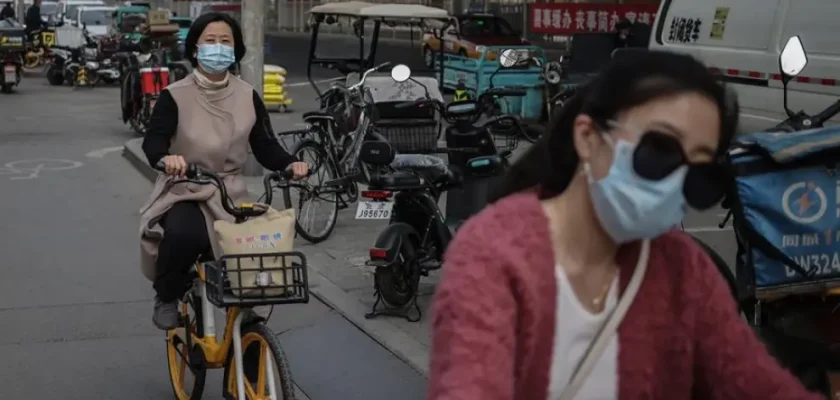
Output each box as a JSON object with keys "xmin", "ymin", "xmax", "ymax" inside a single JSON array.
[
  {"xmin": 428, "ymin": 51, "xmax": 822, "ymax": 398},
  {"xmin": 139, "ymin": 12, "xmax": 307, "ymax": 331}
]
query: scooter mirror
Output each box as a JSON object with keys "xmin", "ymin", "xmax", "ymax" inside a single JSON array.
[
  {"xmin": 780, "ymin": 36, "xmax": 808, "ymax": 78},
  {"xmin": 390, "ymin": 64, "xmax": 411, "ymax": 83},
  {"xmin": 499, "ymin": 49, "xmax": 518, "ymax": 68}
]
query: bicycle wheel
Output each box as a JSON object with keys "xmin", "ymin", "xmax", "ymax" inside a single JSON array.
[
  {"xmin": 223, "ymin": 322, "xmax": 297, "ymax": 400},
  {"xmin": 165, "ymin": 293, "xmax": 207, "ymax": 400},
  {"xmin": 282, "ymin": 139, "xmax": 339, "ymax": 244}
]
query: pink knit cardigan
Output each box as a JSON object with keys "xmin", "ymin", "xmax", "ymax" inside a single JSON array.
[{"xmin": 428, "ymin": 191, "xmax": 823, "ymax": 399}]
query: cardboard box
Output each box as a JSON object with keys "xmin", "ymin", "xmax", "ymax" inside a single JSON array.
[{"xmin": 147, "ymin": 10, "xmax": 170, "ymax": 26}]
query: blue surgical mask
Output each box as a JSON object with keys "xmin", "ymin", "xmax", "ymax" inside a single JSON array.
[
  {"xmin": 585, "ymin": 136, "xmax": 688, "ymax": 243},
  {"xmin": 196, "ymin": 43, "xmax": 235, "ymax": 74}
]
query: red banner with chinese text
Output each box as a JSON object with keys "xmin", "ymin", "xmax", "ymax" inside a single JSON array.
[{"xmin": 529, "ymin": 3, "xmax": 659, "ymax": 35}]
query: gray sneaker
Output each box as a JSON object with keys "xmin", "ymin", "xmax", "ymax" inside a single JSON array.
[{"xmin": 153, "ymin": 298, "xmax": 180, "ymax": 330}]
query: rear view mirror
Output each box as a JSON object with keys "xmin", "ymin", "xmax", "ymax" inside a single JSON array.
[
  {"xmin": 390, "ymin": 64, "xmax": 410, "ymax": 82},
  {"xmin": 779, "ymin": 35, "xmax": 808, "ymax": 117},
  {"xmin": 780, "ymin": 36, "xmax": 808, "ymax": 78},
  {"xmin": 499, "ymin": 49, "xmax": 518, "ymax": 68},
  {"xmin": 359, "ymin": 141, "xmax": 395, "ymax": 166}
]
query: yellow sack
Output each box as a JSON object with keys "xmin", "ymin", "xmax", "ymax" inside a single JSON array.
[{"xmin": 213, "ymin": 207, "xmax": 296, "ymax": 297}]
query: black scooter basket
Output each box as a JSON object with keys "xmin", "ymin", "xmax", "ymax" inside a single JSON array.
[{"xmin": 204, "ymin": 252, "xmax": 310, "ymax": 308}]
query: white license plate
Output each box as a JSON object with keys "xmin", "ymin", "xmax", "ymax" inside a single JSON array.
[
  {"xmin": 355, "ymin": 201, "xmax": 394, "ymax": 220},
  {"xmin": 3, "ymin": 66, "xmax": 15, "ymax": 82}
]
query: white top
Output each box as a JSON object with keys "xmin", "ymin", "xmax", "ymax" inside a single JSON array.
[
  {"xmin": 308, "ymin": 1, "xmax": 450, "ymax": 19},
  {"xmin": 547, "ymin": 265, "xmax": 620, "ymax": 400}
]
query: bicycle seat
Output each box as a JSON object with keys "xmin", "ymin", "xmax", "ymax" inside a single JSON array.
[
  {"xmin": 303, "ymin": 111, "xmax": 334, "ymax": 121},
  {"xmin": 389, "ymin": 154, "xmax": 456, "ymax": 185}
]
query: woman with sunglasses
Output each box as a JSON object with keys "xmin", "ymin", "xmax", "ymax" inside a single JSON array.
[{"xmin": 428, "ymin": 51, "xmax": 821, "ymax": 399}]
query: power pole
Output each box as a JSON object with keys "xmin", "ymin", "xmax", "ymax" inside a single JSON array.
[{"xmin": 240, "ymin": 0, "xmax": 266, "ymax": 176}]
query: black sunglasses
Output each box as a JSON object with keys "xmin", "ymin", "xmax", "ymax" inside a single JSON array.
[{"xmin": 631, "ymin": 131, "xmax": 725, "ymax": 210}]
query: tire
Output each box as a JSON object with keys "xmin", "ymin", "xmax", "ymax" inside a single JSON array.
[
  {"xmin": 375, "ymin": 234, "xmax": 421, "ymax": 308},
  {"xmin": 165, "ymin": 294, "xmax": 207, "ymax": 400},
  {"xmin": 46, "ymin": 65, "xmax": 63, "ymax": 85},
  {"xmin": 282, "ymin": 139, "xmax": 339, "ymax": 244},
  {"xmin": 223, "ymin": 322, "xmax": 297, "ymax": 400}
]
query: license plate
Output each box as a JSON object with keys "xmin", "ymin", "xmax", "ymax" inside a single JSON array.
[
  {"xmin": 355, "ymin": 201, "xmax": 394, "ymax": 220},
  {"xmin": 3, "ymin": 66, "xmax": 15, "ymax": 82}
]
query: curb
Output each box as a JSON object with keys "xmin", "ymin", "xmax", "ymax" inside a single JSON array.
[{"xmin": 122, "ymin": 139, "xmax": 430, "ymax": 377}]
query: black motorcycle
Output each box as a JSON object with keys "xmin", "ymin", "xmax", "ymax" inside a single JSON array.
[
  {"xmin": 359, "ymin": 86, "xmax": 526, "ymax": 321},
  {"xmin": 0, "ymin": 18, "xmax": 25, "ymax": 93}
]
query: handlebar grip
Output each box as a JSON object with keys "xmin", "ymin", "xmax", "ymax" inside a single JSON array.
[
  {"xmin": 154, "ymin": 159, "xmax": 200, "ymax": 178},
  {"xmin": 814, "ymin": 100, "xmax": 840, "ymax": 126}
]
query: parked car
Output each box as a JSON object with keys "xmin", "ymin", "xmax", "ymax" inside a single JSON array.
[{"xmin": 421, "ymin": 13, "xmax": 531, "ymax": 68}]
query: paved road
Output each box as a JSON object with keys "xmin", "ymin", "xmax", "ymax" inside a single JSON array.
[{"xmin": 0, "ymin": 78, "xmax": 426, "ymax": 399}]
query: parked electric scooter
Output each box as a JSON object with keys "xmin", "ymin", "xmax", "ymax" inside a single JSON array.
[
  {"xmin": 359, "ymin": 64, "xmax": 526, "ymax": 321},
  {"xmin": 0, "ymin": 18, "xmax": 25, "ymax": 93},
  {"xmin": 705, "ymin": 35, "xmax": 840, "ymax": 396}
]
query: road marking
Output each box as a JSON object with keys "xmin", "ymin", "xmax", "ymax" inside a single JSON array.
[
  {"xmin": 683, "ymin": 226, "xmax": 733, "ymax": 233},
  {"xmin": 0, "ymin": 159, "xmax": 83, "ymax": 180},
  {"xmin": 85, "ymin": 146, "xmax": 124, "ymax": 158},
  {"xmin": 285, "ymin": 77, "xmax": 344, "ymax": 88}
]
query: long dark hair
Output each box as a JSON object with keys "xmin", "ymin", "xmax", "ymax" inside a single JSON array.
[
  {"xmin": 184, "ymin": 12, "xmax": 246, "ymax": 72},
  {"xmin": 493, "ymin": 50, "xmax": 739, "ymax": 201}
]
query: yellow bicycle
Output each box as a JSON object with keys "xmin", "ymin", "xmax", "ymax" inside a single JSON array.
[{"xmin": 155, "ymin": 163, "xmax": 310, "ymax": 400}]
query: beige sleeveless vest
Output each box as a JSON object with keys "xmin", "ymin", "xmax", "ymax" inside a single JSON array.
[{"xmin": 138, "ymin": 74, "xmax": 257, "ymax": 281}]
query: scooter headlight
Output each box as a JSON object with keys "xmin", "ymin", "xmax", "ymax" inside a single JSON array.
[{"xmin": 85, "ymin": 61, "xmax": 99, "ymax": 70}]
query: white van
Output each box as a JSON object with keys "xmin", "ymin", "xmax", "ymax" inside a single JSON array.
[
  {"xmin": 649, "ymin": 0, "xmax": 840, "ymax": 133},
  {"xmin": 75, "ymin": 6, "xmax": 113, "ymax": 37},
  {"xmin": 58, "ymin": 0, "xmax": 105, "ymax": 25}
]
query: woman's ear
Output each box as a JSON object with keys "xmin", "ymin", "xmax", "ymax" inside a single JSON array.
[{"xmin": 572, "ymin": 114, "xmax": 600, "ymax": 163}]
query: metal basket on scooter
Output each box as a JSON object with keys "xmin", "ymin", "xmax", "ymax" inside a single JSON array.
[
  {"xmin": 204, "ymin": 252, "xmax": 310, "ymax": 307},
  {"xmin": 372, "ymin": 100, "xmax": 441, "ymax": 154}
]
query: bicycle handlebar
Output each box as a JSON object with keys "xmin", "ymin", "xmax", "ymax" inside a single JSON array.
[
  {"xmin": 347, "ymin": 62, "xmax": 392, "ymax": 93},
  {"xmin": 153, "ymin": 161, "xmax": 294, "ymax": 219}
]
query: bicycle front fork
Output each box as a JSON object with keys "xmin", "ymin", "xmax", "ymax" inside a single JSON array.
[{"xmin": 231, "ymin": 311, "xmax": 279, "ymax": 400}]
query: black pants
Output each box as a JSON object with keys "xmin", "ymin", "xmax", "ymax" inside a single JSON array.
[{"xmin": 154, "ymin": 202, "xmax": 211, "ymax": 302}]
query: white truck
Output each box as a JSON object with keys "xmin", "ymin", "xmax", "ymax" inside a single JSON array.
[
  {"xmin": 649, "ymin": 0, "xmax": 840, "ymax": 133},
  {"xmin": 74, "ymin": 5, "xmax": 113, "ymax": 38}
]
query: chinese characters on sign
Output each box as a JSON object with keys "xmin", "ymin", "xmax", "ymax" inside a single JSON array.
[
  {"xmin": 667, "ymin": 16, "xmax": 702, "ymax": 44},
  {"xmin": 528, "ymin": 4, "xmax": 658, "ymax": 35}
]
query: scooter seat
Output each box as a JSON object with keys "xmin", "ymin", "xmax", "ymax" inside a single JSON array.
[
  {"xmin": 389, "ymin": 154, "xmax": 454, "ymax": 184},
  {"xmin": 369, "ymin": 170, "xmax": 425, "ymax": 190}
]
